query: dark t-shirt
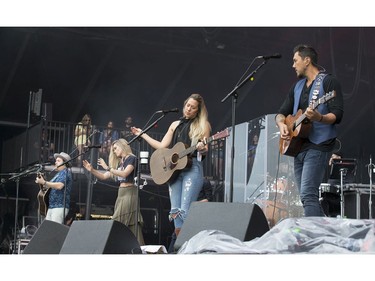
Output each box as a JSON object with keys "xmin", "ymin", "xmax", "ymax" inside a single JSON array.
[{"xmin": 116, "ymin": 155, "xmax": 137, "ymax": 184}]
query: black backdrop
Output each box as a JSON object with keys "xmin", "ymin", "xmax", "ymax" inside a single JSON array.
[{"xmin": 1, "ymin": 27, "xmax": 375, "ymax": 182}]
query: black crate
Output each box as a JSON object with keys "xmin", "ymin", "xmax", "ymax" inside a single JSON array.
[{"xmin": 344, "ymin": 189, "xmax": 375, "ymax": 219}]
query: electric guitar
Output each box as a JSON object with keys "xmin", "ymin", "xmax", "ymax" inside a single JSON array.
[
  {"xmin": 37, "ymin": 172, "xmax": 50, "ymax": 216},
  {"xmin": 279, "ymin": 90, "xmax": 336, "ymax": 157},
  {"xmin": 150, "ymin": 128, "xmax": 230, "ymax": 185}
]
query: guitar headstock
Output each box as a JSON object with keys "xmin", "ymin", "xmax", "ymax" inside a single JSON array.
[
  {"xmin": 311, "ymin": 90, "xmax": 336, "ymax": 109},
  {"xmin": 212, "ymin": 128, "xmax": 230, "ymax": 140},
  {"xmin": 320, "ymin": 90, "xmax": 336, "ymax": 103}
]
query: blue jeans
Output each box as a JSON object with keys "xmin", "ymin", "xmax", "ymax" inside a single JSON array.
[
  {"xmin": 169, "ymin": 158, "xmax": 203, "ymax": 229},
  {"xmin": 294, "ymin": 149, "xmax": 331, "ymax": 217}
]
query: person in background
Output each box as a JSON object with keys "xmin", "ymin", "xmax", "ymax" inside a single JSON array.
[
  {"xmin": 82, "ymin": 138, "xmax": 144, "ymax": 245},
  {"xmin": 131, "ymin": 93, "xmax": 211, "ymax": 240},
  {"xmin": 74, "ymin": 114, "xmax": 92, "ymax": 166},
  {"xmin": 40, "ymin": 128, "xmax": 55, "ymax": 163},
  {"xmin": 65, "ymin": 201, "xmax": 79, "ymax": 226},
  {"xmin": 35, "ymin": 152, "xmax": 73, "ymax": 224},
  {"xmin": 99, "ymin": 120, "xmax": 119, "ymax": 161},
  {"xmin": 275, "ymin": 44, "xmax": 344, "ymax": 217},
  {"xmin": 121, "ymin": 116, "xmax": 134, "ymax": 142}
]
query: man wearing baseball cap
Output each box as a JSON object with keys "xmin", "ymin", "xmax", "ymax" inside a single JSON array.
[{"xmin": 35, "ymin": 152, "xmax": 73, "ymax": 224}]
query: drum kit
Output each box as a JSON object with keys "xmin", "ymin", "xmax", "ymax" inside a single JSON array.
[
  {"xmin": 256, "ymin": 175, "xmax": 303, "ymax": 227},
  {"xmin": 255, "ymin": 156, "xmax": 362, "ymax": 226}
]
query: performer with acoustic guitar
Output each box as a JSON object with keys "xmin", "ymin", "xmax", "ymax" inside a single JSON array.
[
  {"xmin": 35, "ymin": 152, "xmax": 73, "ymax": 224},
  {"xmin": 275, "ymin": 44, "xmax": 343, "ymax": 217},
  {"xmin": 131, "ymin": 93, "xmax": 211, "ymax": 239}
]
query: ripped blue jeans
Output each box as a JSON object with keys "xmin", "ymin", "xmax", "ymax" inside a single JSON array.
[{"xmin": 168, "ymin": 158, "xmax": 203, "ymax": 229}]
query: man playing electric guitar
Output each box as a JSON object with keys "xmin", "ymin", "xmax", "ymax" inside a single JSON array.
[{"xmin": 275, "ymin": 44, "xmax": 343, "ymax": 217}]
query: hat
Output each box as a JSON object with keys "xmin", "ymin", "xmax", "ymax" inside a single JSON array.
[{"xmin": 54, "ymin": 152, "xmax": 71, "ymax": 162}]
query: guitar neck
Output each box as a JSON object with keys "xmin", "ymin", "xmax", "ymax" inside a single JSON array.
[
  {"xmin": 37, "ymin": 173, "xmax": 46, "ymax": 189},
  {"xmin": 294, "ymin": 113, "xmax": 307, "ymax": 129},
  {"xmin": 293, "ymin": 92, "xmax": 330, "ymax": 129},
  {"xmin": 178, "ymin": 135, "xmax": 215, "ymax": 158}
]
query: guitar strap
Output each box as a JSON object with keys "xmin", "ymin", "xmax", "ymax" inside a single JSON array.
[
  {"xmin": 308, "ymin": 72, "xmax": 337, "ymax": 144},
  {"xmin": 310, "ymin": 73, "xmax": 326, "ymax": 105},
  {"xmin": 293, "ymin": 72, "xmax": 326, "ymax": 115}
]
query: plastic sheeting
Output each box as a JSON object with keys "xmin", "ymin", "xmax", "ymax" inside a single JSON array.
[{"xmin": 177, "ymin": 217, "xmax": 375, "ymax": 254}]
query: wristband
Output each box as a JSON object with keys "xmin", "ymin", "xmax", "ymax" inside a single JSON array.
[{"xmin": 106, "ymin": 167, "xmax": 111, "ymax": 172}]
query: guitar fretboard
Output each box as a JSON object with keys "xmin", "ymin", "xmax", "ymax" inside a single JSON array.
[
  {"xmin": 177, "ymin": 128, "xmax": 229, "ymax": 159},
  {"xmin": 293, "ymin": 91, "xmax": 335, "ymax": 129},
  {"xmin": 177, "ymin": 135, "xmax": 216, "ymax": 158}
]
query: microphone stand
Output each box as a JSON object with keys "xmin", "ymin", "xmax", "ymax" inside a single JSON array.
[
  {"xmin": 368, "ymin": 155, "xmax": 374, "ymax": 219},
  {"xmin": 68, "ymin": 127, "xmax": 99, "ymax": 220},
  {"xmin": 339, "ymin": 167, "xmax": 347, "ymax": 218},
  {"xmin": 60, "ymin": 146, "xmax": 96, "ymax": 221},
  {"xmin": 6, "ymin": 164, "xmax": 41, "ymax": 254},
  {"xmin": 221, "ymin": 59, "xmax": 268, "ymax": 203},
  {"xmin": 69, "ymin": 127, "xmax": 98, "ymax": 160},
  {"xmin": 128, "ymin": 113, "xmax": 168, "ymax": 241}
]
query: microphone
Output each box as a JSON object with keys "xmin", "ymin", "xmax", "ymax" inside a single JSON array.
[
  {"xmin": 257, "ymin": 53, "xmax": 282, "ymax": 60},
  {"xmin": 35, "ymin": 162, "xmax": 52, "ymax": 166},
  {"xmin": 84, "ymin": 145, "xmax": 102, "ymax": 149},
  {"xmin": 156, "ymin": 108, "xmax": 179, "ymax": 114}
]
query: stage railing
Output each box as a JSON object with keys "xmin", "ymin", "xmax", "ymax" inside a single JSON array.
[{"xmin": 1, "ymin": 120, "xmax": 225, "ymax": 181}]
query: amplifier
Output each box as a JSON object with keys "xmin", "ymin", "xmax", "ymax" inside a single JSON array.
[{"xmin": 344, "ymin": 188, "xmax": 375, "ymax": 219}]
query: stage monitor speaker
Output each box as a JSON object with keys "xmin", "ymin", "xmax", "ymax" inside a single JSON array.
[
  {"xmin": 23, "ymin": 220, "xmax": 70, "ymax": 254},
  {"xmin": 59, "ymin": 220, "xmax": 141, "ymax": 254},
  {"xmin": 174, "ymin": 202, "xmax": 270, "ymax": 251}
]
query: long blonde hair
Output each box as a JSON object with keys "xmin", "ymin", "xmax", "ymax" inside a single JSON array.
[
  {"xmin": 81, "ymin": 114, "xmax": 91, "ymax": 124},
  {"xmin": 108, "ymin": 138, "xmax": 135, "ymax": 179},
  {"xmin": 183, "ymin": 93, "xmax": 211, "ymax": 145}
]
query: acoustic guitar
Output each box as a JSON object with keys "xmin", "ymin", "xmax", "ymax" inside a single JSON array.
[
  {"xmin": 150, "ymin": 128, "xmax": 230, "ymax": 185},
  {"xmin": 279, "ymin": 90, "xmax": 336, "ymax": 157},
  {"xmin": 37, "ymin": 173, "xmax": 50, "ymax": 216}
]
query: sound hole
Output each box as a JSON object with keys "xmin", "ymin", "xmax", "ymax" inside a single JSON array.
[{"xmin": 171, "ymin": 153, "xmax": 179, "ymax": 165}]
